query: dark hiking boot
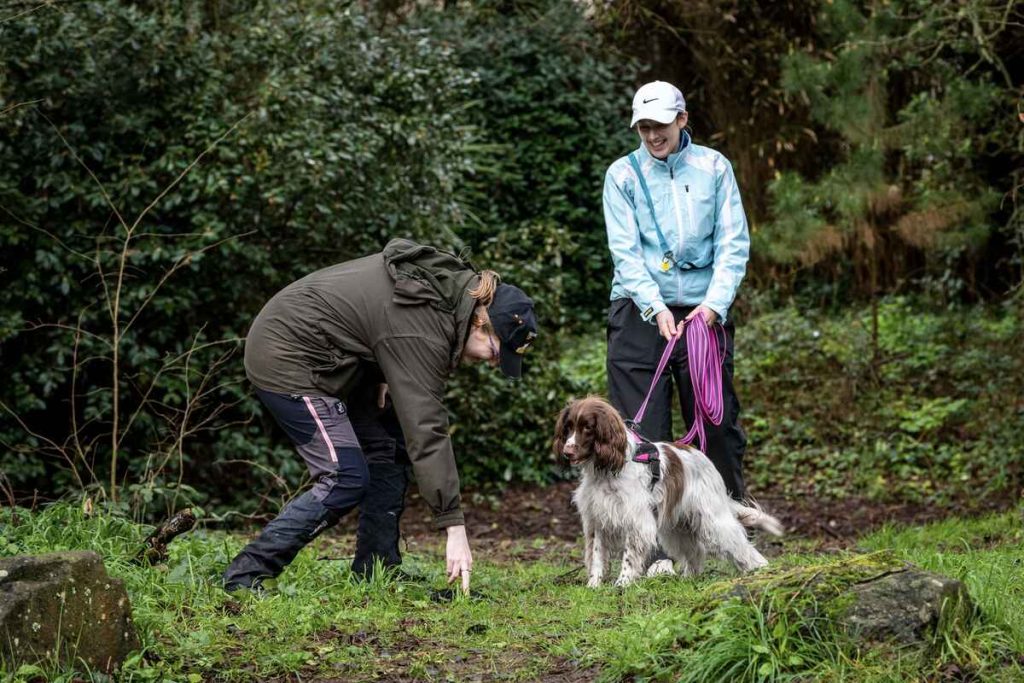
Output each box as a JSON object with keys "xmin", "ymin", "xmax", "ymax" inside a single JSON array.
[{"xmin": 352, "ymin": 462, "xmax": 408, "ymax": 579}]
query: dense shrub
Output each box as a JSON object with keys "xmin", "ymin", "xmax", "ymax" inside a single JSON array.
[
  {"xmin": 421, "ymin": 0, "xmax": 637, "ymax": 328},
  {"xmin": 0, "ymin": 1, "xmax": 477, "ymax": 511},
  {"xmin": 0, "ymin": 0, "xmax": 634, "ymax": 513},
  {"xmin": 740, "ymin": 300, "xmax": 1022, "ymax": 503}
]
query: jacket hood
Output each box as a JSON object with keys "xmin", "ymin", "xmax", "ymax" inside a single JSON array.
[{"xmin": 382, "ymin": 238, "xmax": 480, "ymax": 368}]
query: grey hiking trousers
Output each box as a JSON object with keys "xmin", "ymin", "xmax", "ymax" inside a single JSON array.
[{"xmin": 223, "ymin": 384, "xmax": 410, "ymax": 590}]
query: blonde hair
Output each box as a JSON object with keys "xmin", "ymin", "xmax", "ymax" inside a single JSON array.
[
  {"xmin": 469, "ymin": 270, "xmax": 501, "ymax": 328},
  {"xmin": 468, "ymin": 270, "xmax": 501, "ymax": 307}
]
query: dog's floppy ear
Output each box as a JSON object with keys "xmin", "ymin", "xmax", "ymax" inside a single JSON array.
[
  {"xmin": 592, "ymin": 402, "xmax": 627, "ymax": 472},
  {"xmin": 552, "ymin": 403, "xmax": 572, "ymax": 459}
]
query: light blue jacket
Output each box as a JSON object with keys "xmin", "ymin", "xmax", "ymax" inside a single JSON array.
[{"xmin": 603, "ymin": 132, "xmax": 750, "ymax": 322}]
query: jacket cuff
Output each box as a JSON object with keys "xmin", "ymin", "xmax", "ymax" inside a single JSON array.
[
  {"xmin": 702, "ymin": 301, "xmax": 729, "ymax": 323},
  {"xmin": 433, "ymin": 509, "xmax": 465, "ymax": 529},
  {"xmin": 639, "ymin": 300, "xmax": 667, "ymax": 323}
]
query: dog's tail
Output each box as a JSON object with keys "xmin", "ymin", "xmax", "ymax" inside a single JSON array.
[{"xmin": 732, "ymin": 500, "xmax": 784, "ymax": 537}]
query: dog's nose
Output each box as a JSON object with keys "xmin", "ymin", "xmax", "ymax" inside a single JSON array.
[{"xmin": 563, "ymin": 442, "xmax": 576, "ymax": 456}]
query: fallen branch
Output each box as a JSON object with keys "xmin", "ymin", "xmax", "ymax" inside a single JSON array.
[{"xmin": 135, "ymin": 508, "xmax": 197, "ymax": 565}]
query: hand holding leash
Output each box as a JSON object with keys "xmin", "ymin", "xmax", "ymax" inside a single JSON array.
[
  {"xmin": 630, "ymin": 310, "xmax": 725, "ymax": 453},
  {"xmin": 655, "ymin": 309, "xmax": 678, "ymax": 340},
  {"xmin": 685, "ymin": 304, "xmax": 718, "ymax": 327}
]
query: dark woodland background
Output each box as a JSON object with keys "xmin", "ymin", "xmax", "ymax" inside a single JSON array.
[{"xmin": 1, "ymin": 0, "xmax": 1021, "ymax": 519}]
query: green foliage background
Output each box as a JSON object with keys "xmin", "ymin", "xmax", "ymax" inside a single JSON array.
[
  {"xmin": 0, "ymin": 0, "xmax": 635, "ymax": 512},
  {"xmin": 1, "ymin": 0, "xmax": 1020, "ymax": 516}
]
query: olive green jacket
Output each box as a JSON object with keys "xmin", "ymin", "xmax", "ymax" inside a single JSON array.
[{"xmin": 244, "ymin": 239, "xmax": 480, "ymax": 528}]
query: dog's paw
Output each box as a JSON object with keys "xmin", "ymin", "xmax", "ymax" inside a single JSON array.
[
  {"xmin": 586, "ymin": 576, "xmax": 603, "ymax": 588},
  {"xmin": 645, "ymin": 558, "xmax": 675, "ymax": 577},
  {"xmin": 613, "ymin": 575, "xmax": 637, "ymax": 588}
]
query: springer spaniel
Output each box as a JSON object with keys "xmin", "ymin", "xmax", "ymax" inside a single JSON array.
[{"xmin": 553, "ymin": 396, "xmax": 782, "ymax": 587}]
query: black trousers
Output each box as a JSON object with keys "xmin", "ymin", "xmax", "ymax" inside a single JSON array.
[
  {"xmin": 346, "ymin": 381, "xmax": 411, "ymax": 577},
  {"xmin": 606, "ymin": 298, "xmax": 747, "ymax": 500}
]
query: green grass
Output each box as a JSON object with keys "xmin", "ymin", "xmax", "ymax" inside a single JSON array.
[
  {"xmin": 2, "ymin": 503, "xmax": 1022, "ymax": 682},
  {"xmin": 860, "ymin": 512, "xmax": 1024, "ymax": 658}
]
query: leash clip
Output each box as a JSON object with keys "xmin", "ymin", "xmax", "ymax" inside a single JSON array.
[{"xmin": 624, "ymin": 420, "xmax": 648, "ymax": 445}]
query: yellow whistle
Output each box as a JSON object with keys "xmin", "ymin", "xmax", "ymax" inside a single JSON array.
[{"xmin": 660, "ymin": 260, "xmax": 671, "ymax": 272}]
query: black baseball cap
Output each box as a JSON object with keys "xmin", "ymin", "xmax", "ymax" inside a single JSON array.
[{"xmin": 489, "ymin": 284, "xmax": 538, "ymax": 379}]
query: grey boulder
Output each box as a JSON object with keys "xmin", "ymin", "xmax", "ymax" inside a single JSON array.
[
  {"xmin": 840, "ymin": 567, "xmax": 972, "ymax": 645},
  {"xmin": 0, "ymin": 551, "xmax": 140, "ymax": 673}
]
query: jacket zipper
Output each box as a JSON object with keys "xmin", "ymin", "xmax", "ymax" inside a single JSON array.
[
  {"xmin": 669, "ymin": 166, "xmax": 685, "ymax": 261},
  {"xmin": 670, "ymin": 166, "xmax": 685, "ymax": 300},
  {"xmin": 684, "ymin": 182, "xmax": 696, "ymax": 262}
]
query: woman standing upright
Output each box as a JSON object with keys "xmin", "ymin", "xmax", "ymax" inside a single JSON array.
[{"xmin": 603, "ymin": 81, "xmax": 750, "ymax": 501}]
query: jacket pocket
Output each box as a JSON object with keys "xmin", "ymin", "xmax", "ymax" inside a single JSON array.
[
  {"xmin": 682, "ymin": 180, "xmax": 716, "ymax": 265},
  {"xmin": 309, "ymin": 354, "xmax": 362, "ymax": 397}
]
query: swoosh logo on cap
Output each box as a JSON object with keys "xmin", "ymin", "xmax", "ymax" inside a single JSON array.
[{"xmin": 642, "ymin": 97, "xmax": 659, "ymax": 103}]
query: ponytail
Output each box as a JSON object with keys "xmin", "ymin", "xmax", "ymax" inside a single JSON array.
[{"xmin": 468, "ymin": 270, "xmax": 501, "ymax": 307}]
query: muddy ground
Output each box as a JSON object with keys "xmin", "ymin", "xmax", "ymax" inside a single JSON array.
[{"xmin": 390, "ymin": 480, "xmax": 1018, "ymax": 562}]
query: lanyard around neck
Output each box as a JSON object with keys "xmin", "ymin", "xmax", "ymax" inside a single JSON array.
[
  {"xmin": 626, "ymin": 151, "xmax": 703, "ymax": 273},
  {"xmin": 627, "ymin": 152, "xmax": 674, "ymax": 272}
]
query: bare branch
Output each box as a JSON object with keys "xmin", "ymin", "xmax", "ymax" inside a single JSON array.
[
  {"xmin": 128, "ymin": 112, "xmax": 253, "ymax": 235},
  {"xmin": 0, "ymin": 472, "xmax": 17, "ymax": 517},
  {"xmin": 121, "ymin": 231, "xmax": 255, "ymax": 335},
  {"xmin": 22, "ymin": 320, "xmax": 111, "ymax": 347},
  {"xmin": 117, "ymin": 337, "xmax": 243, "ymax": 446},
  {"xmin": 92, "ymin": 242, "xmax": 116, "ymax": 324},
  {"xmin": 0, "ymin": 98, "xmax": 43, "ymax": 116},
  {"xmin": 39, "ymin": 111, "xmax": 128, "ymax": 231},
  {"xmin": 0, "ymin": 400, "xmax": 84, "ymax": 489},
  {"xmin": 69, "ymin": 310, "xmax": 91, "ymax": 483},
  {"xmin": 133, "ymin": 231, "xmax": 213, "ymax": 240},
  {"xmin": 1, "ymin": 2, "xmax": 50, "ymax": 24},
  {"xmin": 0, "ymin": 204, "xmax": 94, "ymax": 262},
  {"xmin": 217, "ymin": 459, "xmax": 291, "ymax": 492}
]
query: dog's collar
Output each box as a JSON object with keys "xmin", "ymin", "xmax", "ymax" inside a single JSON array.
[{"xmin": 624, "ymin": 419, "xmax": 648, "ymax": 445}]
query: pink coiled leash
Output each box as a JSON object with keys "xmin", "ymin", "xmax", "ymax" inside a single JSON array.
[{"xmin": 629, "ymin": 317, "xmax": 726, "ymax": 453}]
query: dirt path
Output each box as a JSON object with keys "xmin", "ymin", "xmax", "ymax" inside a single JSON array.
[{"xmin": 396, "ymin": 480, "xmax": 1018, "ymax": 559}]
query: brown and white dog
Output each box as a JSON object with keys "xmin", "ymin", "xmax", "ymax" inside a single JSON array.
[{"xmin": 553, "ymin": 396, "xmax": 783, "ymax": 587}]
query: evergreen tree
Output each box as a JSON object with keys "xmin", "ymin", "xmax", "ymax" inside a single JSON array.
[{"xmin": 759, "ymin": 0, "xmax": 1020, "ymax": 305}]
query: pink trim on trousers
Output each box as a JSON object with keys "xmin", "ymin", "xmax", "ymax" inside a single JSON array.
[{"xmin": 303, "ymin": 396, "xmax": 338, "ymax": 463}]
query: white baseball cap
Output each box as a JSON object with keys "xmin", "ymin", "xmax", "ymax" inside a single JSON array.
[{"xmin": 630, "ymin": 81, "xmax": 686, "ymax": 128}]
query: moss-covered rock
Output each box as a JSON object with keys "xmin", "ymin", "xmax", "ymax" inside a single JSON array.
[
  {"xmin": 840, "ymin": 565, "xmax": 971, "ymax": 645},
  {"xmin": 0, "ymin": 551, "xmax": 140, "ymax": 673},
  {"xmin": 726, "ymin": 551, "xmax": 974, "ymax": 648}
]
